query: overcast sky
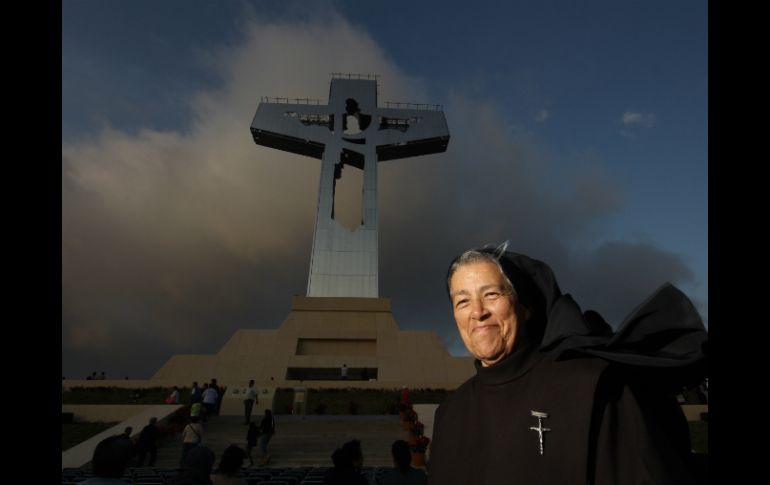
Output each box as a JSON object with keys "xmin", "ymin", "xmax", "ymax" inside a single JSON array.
[{"xmin": 62, "ymin": 0, "xmax": 708, "ymax": 380}]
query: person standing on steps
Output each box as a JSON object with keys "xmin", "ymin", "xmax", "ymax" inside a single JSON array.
[
  {"xmin": 258, "ymin": 409, "xmax": 276, "ymax": 465},
  {"xmin": 244, "ymin": 379, "xmax": 258, "ymax": 425}
]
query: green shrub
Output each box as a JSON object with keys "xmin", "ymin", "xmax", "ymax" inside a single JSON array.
[
  {"xmin": 410, "ymin": 389, "xmax": 453, "ymax": 405},
  {"xmin": 273, "ymin": 388, "xmax": 295, "ymax": 414},
  {"xmin": 61, "ymin": 386, "xmax": 189, "ymax": 405},
  {"xmin": 271, "ymin": 388, "xmax": 455, "ymax": 415}
]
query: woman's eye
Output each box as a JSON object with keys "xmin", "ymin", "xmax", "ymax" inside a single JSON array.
[
  {"xmin": 455, "ymin": 299, "xmax": 469, "ymax": 308},
  {"xmin": 484, "ymin": 292, "xmax": 500, "ymax": 300}
]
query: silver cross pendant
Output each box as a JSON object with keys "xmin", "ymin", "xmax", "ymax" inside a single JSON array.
[{"xmin": 529, "ymin": 410, "xmax": 551, "ymax": 456}]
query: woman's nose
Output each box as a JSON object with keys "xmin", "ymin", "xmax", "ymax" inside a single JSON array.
[{"xmin": 469, "ymin": 297, "xmax": 487, "ymax": 319}]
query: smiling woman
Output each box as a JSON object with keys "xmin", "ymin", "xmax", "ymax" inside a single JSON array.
[
  {"xmin": 430, "ymin": 244, "xmax": 708, "ymax": 485},
  {"xmin": 447, "ymin": 246, "xmax": 542, "ymax": 367},
  {"xmin": 448, "ymin": 259, "xmax": 522, "ymax": 367}
]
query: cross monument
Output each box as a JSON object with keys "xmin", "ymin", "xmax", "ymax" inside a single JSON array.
[{"xmin": 251, "ymin": 74, "xmax": 449, "ymax": 297}]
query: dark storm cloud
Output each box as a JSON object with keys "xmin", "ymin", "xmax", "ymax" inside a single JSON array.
[
  {"xmin": 62, "ymin": 14, "xmax": 428, "ymax": 379},
  {"xmin": 62, "ymin": 14, "xmax": 703, "ymax": 378},
  {"xmin": 377, "ymin": 94, "xmax": 697, "ymax": 351}
]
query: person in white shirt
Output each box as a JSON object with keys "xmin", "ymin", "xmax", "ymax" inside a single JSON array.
[
  {"xmin": 180, "ymin": 416, "xmax": 204, "ymax": 467},
  {"xmin": 201, "ymin": 384, "xmax": 218, "ymax": 423},
  {"xmin": 244, "ymin": 379, "xmax": 258, "ymax": 425}
]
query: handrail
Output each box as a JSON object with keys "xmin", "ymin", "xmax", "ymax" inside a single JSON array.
[
  {"xmin": 384, "ymin": 101, "xmax": 443, "ymax": 111},
  {"xmin": 258, "ymin": 97, "xmax": 444, "ymax": 111},
  {"xmin": 330, "ymin": 72, "xmax": 380, "ymax": 80},
  {"xmin": 260, "ymin": 97, "xmax": 322, "ymax": 105}
]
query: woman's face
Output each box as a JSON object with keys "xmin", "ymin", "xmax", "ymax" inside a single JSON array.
[{"xmin": 449, "ymin": 261, "xmax": 522, "ymax": 367}]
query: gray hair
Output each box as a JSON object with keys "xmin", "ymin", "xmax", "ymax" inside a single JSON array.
[{"xmin": 446, "ymin": 242, "xmax": 516, "ymax": 300}]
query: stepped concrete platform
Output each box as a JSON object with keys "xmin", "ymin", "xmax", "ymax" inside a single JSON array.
[{"xmin": 154, "ymin": 414, "xmax": 407, "ymax": 468}]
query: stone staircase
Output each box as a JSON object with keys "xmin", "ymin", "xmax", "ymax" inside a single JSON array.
[{"xmin": 153, "ymin": 414, "xmax": 406, "ymax": 468}]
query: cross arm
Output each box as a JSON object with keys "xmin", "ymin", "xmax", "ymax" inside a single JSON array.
[
  {"xmin": 373, "ymin": 107, "xmax": 450, "ymax": 161},
  {"xmin": 250, "ymin": 102, "xmax": 333, "ymax": 159}
]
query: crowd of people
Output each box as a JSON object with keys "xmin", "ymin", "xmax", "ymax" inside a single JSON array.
[
  {"xmin": 318, "ymin": 438, "xmax": 426, "ymax": 485},
  {"xmin": 80, "ymin": 431, "xmax": 424, "ymax": 485},
  {"xmin": 174, "ymin": 378, "xmax": 228, "ymax": 423},
  {"xmin": 138, "ymin": 378, "xmax": 275, "ymax": 469},
  {"xmin": 76, "ymin": 374, "xmax": 419, "ymax": 484}
]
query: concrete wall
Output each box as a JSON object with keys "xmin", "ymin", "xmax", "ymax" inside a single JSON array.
[
  {"xmin": 219, "ymin": 386, "xmax": 277, "ymax": 417},
  {"xmin": 143, "ymin": 297, "xmax": 475, "ymax": 390},
  {"xmin": 681, "ymin": 404, "xmax": 708, "ymax": 422}
]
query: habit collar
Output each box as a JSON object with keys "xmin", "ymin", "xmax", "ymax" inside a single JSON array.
[{"xmin": 474, "ymin": 340, "xmax": 545, "ymax": 386}]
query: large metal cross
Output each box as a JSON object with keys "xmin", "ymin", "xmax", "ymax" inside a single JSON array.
[{"xmin": 250, "ymin": 74, "xmax": 449, "ymax": 297}]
